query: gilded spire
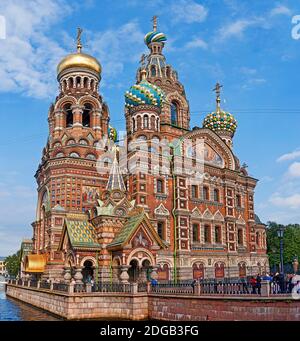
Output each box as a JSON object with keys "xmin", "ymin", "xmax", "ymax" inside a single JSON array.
[
  {"xmin": 76, "ymin": 27, "xmax": 83, "ymax": 53},
  {"xmin": 213, "ymin": 82, "xmax": 223, "ymax": 113},
  {"xmin": 152, "ymin": 15, "xmax": 158, "ymax": 32}
]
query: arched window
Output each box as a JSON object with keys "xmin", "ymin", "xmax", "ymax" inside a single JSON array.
[
  {"xmin": 157, "ymin": 221, "xmax": 165, "ymax": 240},
  {"xmin": 192, "ymin": 223, "xmax": 200, "ymax": 242},
  {"xmin": 215, "ymin": 226, "xmax": 222, "ymax": 243},
  {"xmin": 82, "ymin": 103, "xmax": 92, "ymax": 127},
  {"xmin": 66, "ymin": 139, "xmax": 75, "ymax": 146},
  {"xmin": 76, "ymin": 76, "xmax": 81, "ymax": 88},
  {"xmin": 64, "ymin": 104, "xmax": 73, "ymax": 128},
  {"xmin": 151, "ymin": 65, "xmax": 156, "ymax": 77},
  {"xmin": 86, "ymin": 154, "xmax": 96, "ymax": 160},
  {"xmin": 214, "ymin": 189, "xmax": 219, "ymax": 202},
  {"xmin": 170, "ymin": 101, "xmax": 178, "ymax": 125},
  {"xmin": 143, "ymin": 115, "xmax": 149, "ymax": 129},
  {"xmin": 79, "ymin": 139, "xmax": 88, "ymax": 145},
  {"xmin": 83, "ymin": 77, "xmax": 88, "ymax": 88},
  {"xmin": 236, "ymin": 194, "xmax": 241, "ymax": 207},
  {"xmin": 166, "ymin": 66, "xmax": 171, "ymax": 78},
  {"xmin": 132, "ymin": 117, "xmax": 135, "ymax": 132},
  {"xmin": 69, "ymin": 152, "xmax": 80, "ymax": 158},
  {"xmin": 238, "ymin": 228, "xmax": 243, "ymax": 245},
  {"xmin": 55, "ymin": 152, "xmax": 64, "ymax": 158},
  {"xmin": 203, "ymin": 186, "xmax": 209, "ymax": 201},
  {"xmin": 204, "ymin": 225, "xmax": 211, "ymax": 243}
]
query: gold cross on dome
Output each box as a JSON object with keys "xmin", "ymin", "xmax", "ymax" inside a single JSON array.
[
  {"xmin": 213, "ymin": 82, "xmax": 223, "ymax": 97},
  {"xmin": 152, "ymin": 15, "xmax": 158, "ymax": 32},
  {"xmin": 213, "ymin": 82, "xmax": 223, "ymax": 112},
  {"xmin": 77, "ymin": 27, "xmax": 83, "ymax": 53}
]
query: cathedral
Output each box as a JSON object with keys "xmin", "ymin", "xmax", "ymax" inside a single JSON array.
[{"xmin": 23, "ymin": 19, "xmax": 269, "ymax": 284}]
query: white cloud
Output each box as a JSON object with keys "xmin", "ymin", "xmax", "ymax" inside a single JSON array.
[
  {"xmin": 277, "ymin": 149, "xmax": 300, "ymax": 162},
  {"xmin": 287, "ymin": 162, "xmax": 300, "ymax": 178},
  {"xmin": 171, "ymin": 0, "xmax": 208, "ymax": 24},
  {"xmin": 217, "ymin": 18, "xmax": 263, "ymax": 41},
  {"xmin": 270, "ymin": 4, "xmax": 292, "ymax": 17},
  {"xmin": 185, "ymin": 38, "xmax": 207, "ymax": 49},
  {"xmin": 269, "ymin": 193, "xmax": 300, "ymax": 209},
  {"xmin": 0, "ymin": 0, "xmax": 71, "ymax": 99}
]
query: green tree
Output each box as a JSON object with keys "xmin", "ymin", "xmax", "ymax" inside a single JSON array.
[
  {"xmin": 266, "ymin": 222, "xmax": 300, "ymax": 272},
  {"xmin": 4, "ymin": 250, "xmax": 21, "ymax": 277}
]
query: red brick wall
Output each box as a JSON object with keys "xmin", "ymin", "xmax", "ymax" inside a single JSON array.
[{"xmin": 149, "ymin": 295, "xmax": 300, "ymax": 321}]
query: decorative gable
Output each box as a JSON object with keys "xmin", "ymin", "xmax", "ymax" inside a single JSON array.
[
  {"xmin": 154, "ymin": 203, "xmax": 170, "ymax": 216},
  {"xmin": 203, "ymin": 208, "xmax": 213, "ymax": 220},
  {"xmin": 191, "ymin": 207, "xmax": 202, "ymax": 219}
]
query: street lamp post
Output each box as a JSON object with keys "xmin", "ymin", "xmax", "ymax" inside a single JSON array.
[{"xmin": 277, "ymin": 225, "xmax": 285, "ymax": 275}]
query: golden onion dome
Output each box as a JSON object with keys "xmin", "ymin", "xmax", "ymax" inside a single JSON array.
[{"xmin": 57, "ymin": 52, "xmax": 101, "ymax": 76}]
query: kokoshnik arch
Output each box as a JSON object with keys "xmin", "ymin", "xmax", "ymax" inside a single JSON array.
[{"xmin": 22, "ymin": 19, "xmax": 269, "ymax": 284}]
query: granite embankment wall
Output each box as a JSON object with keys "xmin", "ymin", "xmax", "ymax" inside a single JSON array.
[
  {"xmin": 6, "ymin": 284, "xmax": 300, "ymax": 321},
  {"xmin": 148, "ymin": 294, "xmax": 300, "ymax": 321},
  {"xmin": 6, "ymin": 284, "xmax": 148, "ymax": 320}
]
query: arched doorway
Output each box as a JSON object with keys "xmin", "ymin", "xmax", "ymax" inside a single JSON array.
[
  {"xmin": 141, "ymin": 259, "xmax": 151, "ymax": 282},
  {"xmin": 82, "ymin": 260, "xmax": 94, "ymax": 283},
  {"xmin": 128, "ymin": 259, "xmax": 139, "ymax": 282}
]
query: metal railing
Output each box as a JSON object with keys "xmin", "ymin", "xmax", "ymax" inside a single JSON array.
[
  {"xmin": 53, "ymin": 283, "xmax": 68, "ymax": 292},
  {"xmin": 92, "ymin": 282, "xmax": 132, "ymax": 293},
  {"xmin": 40, "ymin": 281, "xmax": 51, "ymax": 290}
]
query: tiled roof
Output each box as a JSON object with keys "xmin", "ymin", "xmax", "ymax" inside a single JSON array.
[
  {"xmin": 108, "ymin": 211, "xmax": 145, "ymax": 248},
  {"xmin": 65, "ymin": 219, "xmax": 101, "ymax": 249}
]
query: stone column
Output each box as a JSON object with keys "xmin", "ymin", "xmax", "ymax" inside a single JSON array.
[
  {"xmin": 92, "ymin": 108, "xmax": 102, "ymax": 132},
  {"xmin": 120, "ymin": 266, "xmax": 130, "ymax": 284},
  {"xmin": 261, "ymin": 280, "xmax": 270, "ymax": 297},
  {"xmin": 63, "ymin": 266, "xmax": 72, "ymax": 283},
  {"xmin": 71, "ymin": 105, "xmax": 83, "ymax": 127},
  {"xmin": 53, "ymin": 109, "xmax": 63, "ymax": 136},
  {"xmin": 74, "ymin": 266, "xmax": 83, "ymax": 284}
]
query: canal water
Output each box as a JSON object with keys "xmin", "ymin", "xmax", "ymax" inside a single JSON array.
[{"xmin": 0, "ymin": 276, "xmax": 60, "ymax": 321}]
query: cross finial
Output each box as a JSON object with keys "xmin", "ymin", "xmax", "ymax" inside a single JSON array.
[
  {"xmin": 152, "ymin": 15, "xmax": 158, "ymax": 32},
  {"xmin": 213, "ymin": 82, "xmax": 223, "ymax": 112},
  {"xmin": 77, "ymin": 27, "xmax": 83, "ymax": 53}
]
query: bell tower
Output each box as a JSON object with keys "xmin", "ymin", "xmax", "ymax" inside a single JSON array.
[{"xmin": 32, "ymin": 29, "xmax": 110, "ymax": 278}]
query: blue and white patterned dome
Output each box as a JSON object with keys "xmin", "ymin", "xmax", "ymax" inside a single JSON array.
[{"xmin": 125, "ymin": 79, "xmax": 164, "ymax": 108}]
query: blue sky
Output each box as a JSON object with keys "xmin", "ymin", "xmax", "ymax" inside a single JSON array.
[{"xmin": 0, "ymin": 0, "xmax": 300, "ymax": 256}]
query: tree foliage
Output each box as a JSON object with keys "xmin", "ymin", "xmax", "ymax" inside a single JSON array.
[
  {"xmin": 266, "ymin": 222, "xmax": 300, "ymax": 270},
  {"xmin": 4, "ymin": 250, "xmax": 21, "ymax": 277}
]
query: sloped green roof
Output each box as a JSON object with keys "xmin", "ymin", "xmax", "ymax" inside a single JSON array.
[
  {"xmin": 65, "ymin": 219, "xmax": 100, "ymax": 249},
  {"xmin": 107, "ymin": 211, "xmax": 145, "ymax": 248}
]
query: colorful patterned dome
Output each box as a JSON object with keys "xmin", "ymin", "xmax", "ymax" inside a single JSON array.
[
  {"xmin": 144, "ymin": 31, "xmax": 167, "ymax": 46},
  {"xmin": 108, "ymin": 125, "xmax": 118, "ymax": 142},
  {"xmin": 203, "ymin": 111, "xmax": 237, "ymax": 136},
  {"xmin": 125, "ymin": 79, "xmax": 165, "ymax": 108}
]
